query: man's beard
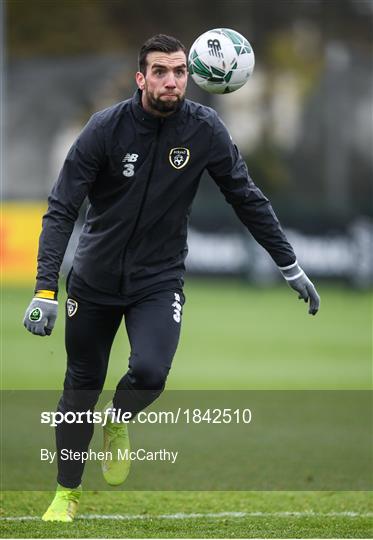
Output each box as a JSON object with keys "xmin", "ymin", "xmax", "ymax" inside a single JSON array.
[{"xmin": 146, "ymin": 91, "xmax": 184, "ymax": 114}]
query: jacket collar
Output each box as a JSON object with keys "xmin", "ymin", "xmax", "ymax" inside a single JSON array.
[{"xmin": 131, "ymin": 89, "xmax": 187, "ymax": 127}]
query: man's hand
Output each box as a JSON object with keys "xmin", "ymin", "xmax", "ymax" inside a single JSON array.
[
  {"xmin": 23, "ymin": 296, "xmax": 58, "ymax": 336},
  {"xmin": 279, "ymin": 261, "xmax": 320, "ymax": 316}
]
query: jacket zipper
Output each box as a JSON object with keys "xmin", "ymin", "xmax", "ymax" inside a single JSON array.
[{"xmin": 118, "ymin": 118, "xmax": 164, "ymax": 293}]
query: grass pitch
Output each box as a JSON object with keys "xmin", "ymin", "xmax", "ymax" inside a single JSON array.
[
  {"xmin": 1, "ymin": 491, "xmax": 372, "ymax": 538},
  {"xmin": 1, "ymin": 279, "xmax": 372, "ymax": 538},
  {"xmin": 3, "ymin": 279, "xmax": 371, "ymax": 390}
]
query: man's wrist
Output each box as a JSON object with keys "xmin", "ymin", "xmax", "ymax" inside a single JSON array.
[
  {"xmin": 278, "ymin": 260, "xmax": 304, "ymax": 281},
  {"xmin": 34, "ymin": 289, "xmax": 58, "ymax": 300}
]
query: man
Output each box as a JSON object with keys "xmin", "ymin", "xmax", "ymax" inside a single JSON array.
[{"xmin": 24, "ymin": 34, "xmax": 320, "ymax": 522}]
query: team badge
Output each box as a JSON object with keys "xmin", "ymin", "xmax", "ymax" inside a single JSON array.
[
  {"xmin": 67, "ymin": 298, "xmax": 78, "ymax": 317},
  {"xmin": 169, "ymin": 148, "xmax": 190, "ymax": 170},
  {"xmin": 29, "ymin": 308, "xmax": 42, "ymax": 322}
]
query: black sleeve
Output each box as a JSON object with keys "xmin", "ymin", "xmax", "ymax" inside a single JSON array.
[
  {"xmin": 35, "ymin": 114, "xmax": 105, "ymax": 293},
  {"xmin": 207, "ymin": 112, "xmax": 296, "ymax": 267}
]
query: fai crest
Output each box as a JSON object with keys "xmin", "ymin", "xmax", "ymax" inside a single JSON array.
[
  {"xmin": 67, "ymin": 298, "xmax": 78, "ymax": 317},
  {"xmin": 169, "ymin": 148, "xmax": 190, "ymax": 169}
]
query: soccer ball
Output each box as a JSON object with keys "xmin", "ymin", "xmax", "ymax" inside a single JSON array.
[{"xmin": 188, "ymin": 28, "xmax": 255, "ymax": 94}]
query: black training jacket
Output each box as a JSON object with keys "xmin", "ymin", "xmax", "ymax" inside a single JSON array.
[{"xmin": 36, "ymin": 90, "xmax": 296, "ymax": 296}]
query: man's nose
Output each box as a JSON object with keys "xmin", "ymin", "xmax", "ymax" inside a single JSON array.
[{"xmin": 165, "ymin": 73, "xmax": 177, "ymax": 87}]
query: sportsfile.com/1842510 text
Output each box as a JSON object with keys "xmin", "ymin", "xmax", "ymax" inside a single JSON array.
[{"xmin": 40, "ymin": 408, "xmax": 252, "ymax": 427}]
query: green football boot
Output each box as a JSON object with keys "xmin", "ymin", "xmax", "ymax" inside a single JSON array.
[
  {"xmin": 102, "ymin": 401, "xmax": 131, "ymax": 486},
  {"xmin": 42, "ymin": 484, "xmax": 82, "ymax": 522}
]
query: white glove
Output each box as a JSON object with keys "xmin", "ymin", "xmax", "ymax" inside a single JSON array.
[
  {"xmin": 279, "ymin": 261, "xmax": 320, "ymax": 316},
  {"xmin": 23, "ymin": 296, "xmax": 58, "ymax": 336}
]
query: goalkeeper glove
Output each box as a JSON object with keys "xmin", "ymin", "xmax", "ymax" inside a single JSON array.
[
  {"xmin": 23, "ymin": 290, "xmax": 58, "ymax": 336},
  {"xmin": 279, "ymin": 261, "xmax": 320, "ymax": 316}
]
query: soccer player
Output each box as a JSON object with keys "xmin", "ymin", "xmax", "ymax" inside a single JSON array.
[{"xmin": 23, "ymin": 34, "xmax": 320, "ymax": 522}]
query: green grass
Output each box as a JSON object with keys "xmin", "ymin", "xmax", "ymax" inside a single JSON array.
[
  {"xmin": 1, "ymin": 491, "xmax": 372, "ymax": 538},
  {"xmin": 2, "ymin": 280, "xmax": 372, "ymax": 390},
  {"xmin": 1, "ymin": 280, "xmax": 372, "ymax": 538}
]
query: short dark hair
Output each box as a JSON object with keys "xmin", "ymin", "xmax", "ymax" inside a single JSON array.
[{"xmin": 138, "ymin": 34, "xmax": 187, "ymax": 75}]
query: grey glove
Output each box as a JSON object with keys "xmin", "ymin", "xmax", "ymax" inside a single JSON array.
[
  {"xmin": 23, "ymin": 298, "xmax": 58, "ymax": 336},
  {"xmin": 279, "ymin": 261, "xmax": 320, "ymax": 316}
]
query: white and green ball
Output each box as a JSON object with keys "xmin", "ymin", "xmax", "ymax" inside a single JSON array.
[{"xmin": 188, "ymin": 28, "xmax": 255, "ymax": 94}]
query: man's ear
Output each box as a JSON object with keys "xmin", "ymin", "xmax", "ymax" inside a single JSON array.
[{"xmin": 135, "ymin": 71, "xmax": 145, "ymax": 90}]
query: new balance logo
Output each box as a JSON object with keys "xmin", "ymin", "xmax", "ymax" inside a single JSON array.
[
  {"xmin": 207, "ymin": 39, "xmax": 223, "ymax": 58},
  {"xmin": 122, "ymin": 153, "xmax": 139, "ymax": 177},
  {"xmin": 172, "ymin": 293, "xmax": 182, "ymax": 323}
]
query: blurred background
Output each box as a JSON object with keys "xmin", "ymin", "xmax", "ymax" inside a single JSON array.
[
  {"xmin": 2, "ymin": 0, "xmax": 373, "ymax": 286},
  {"xmin": 1, "ymin": 0, "xmax": 372, "ymax": 392}
]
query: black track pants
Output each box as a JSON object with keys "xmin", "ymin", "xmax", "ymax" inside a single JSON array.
[{"xmin": 56, "ymin": 287, "xmax": 184, "ymax": 488}]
